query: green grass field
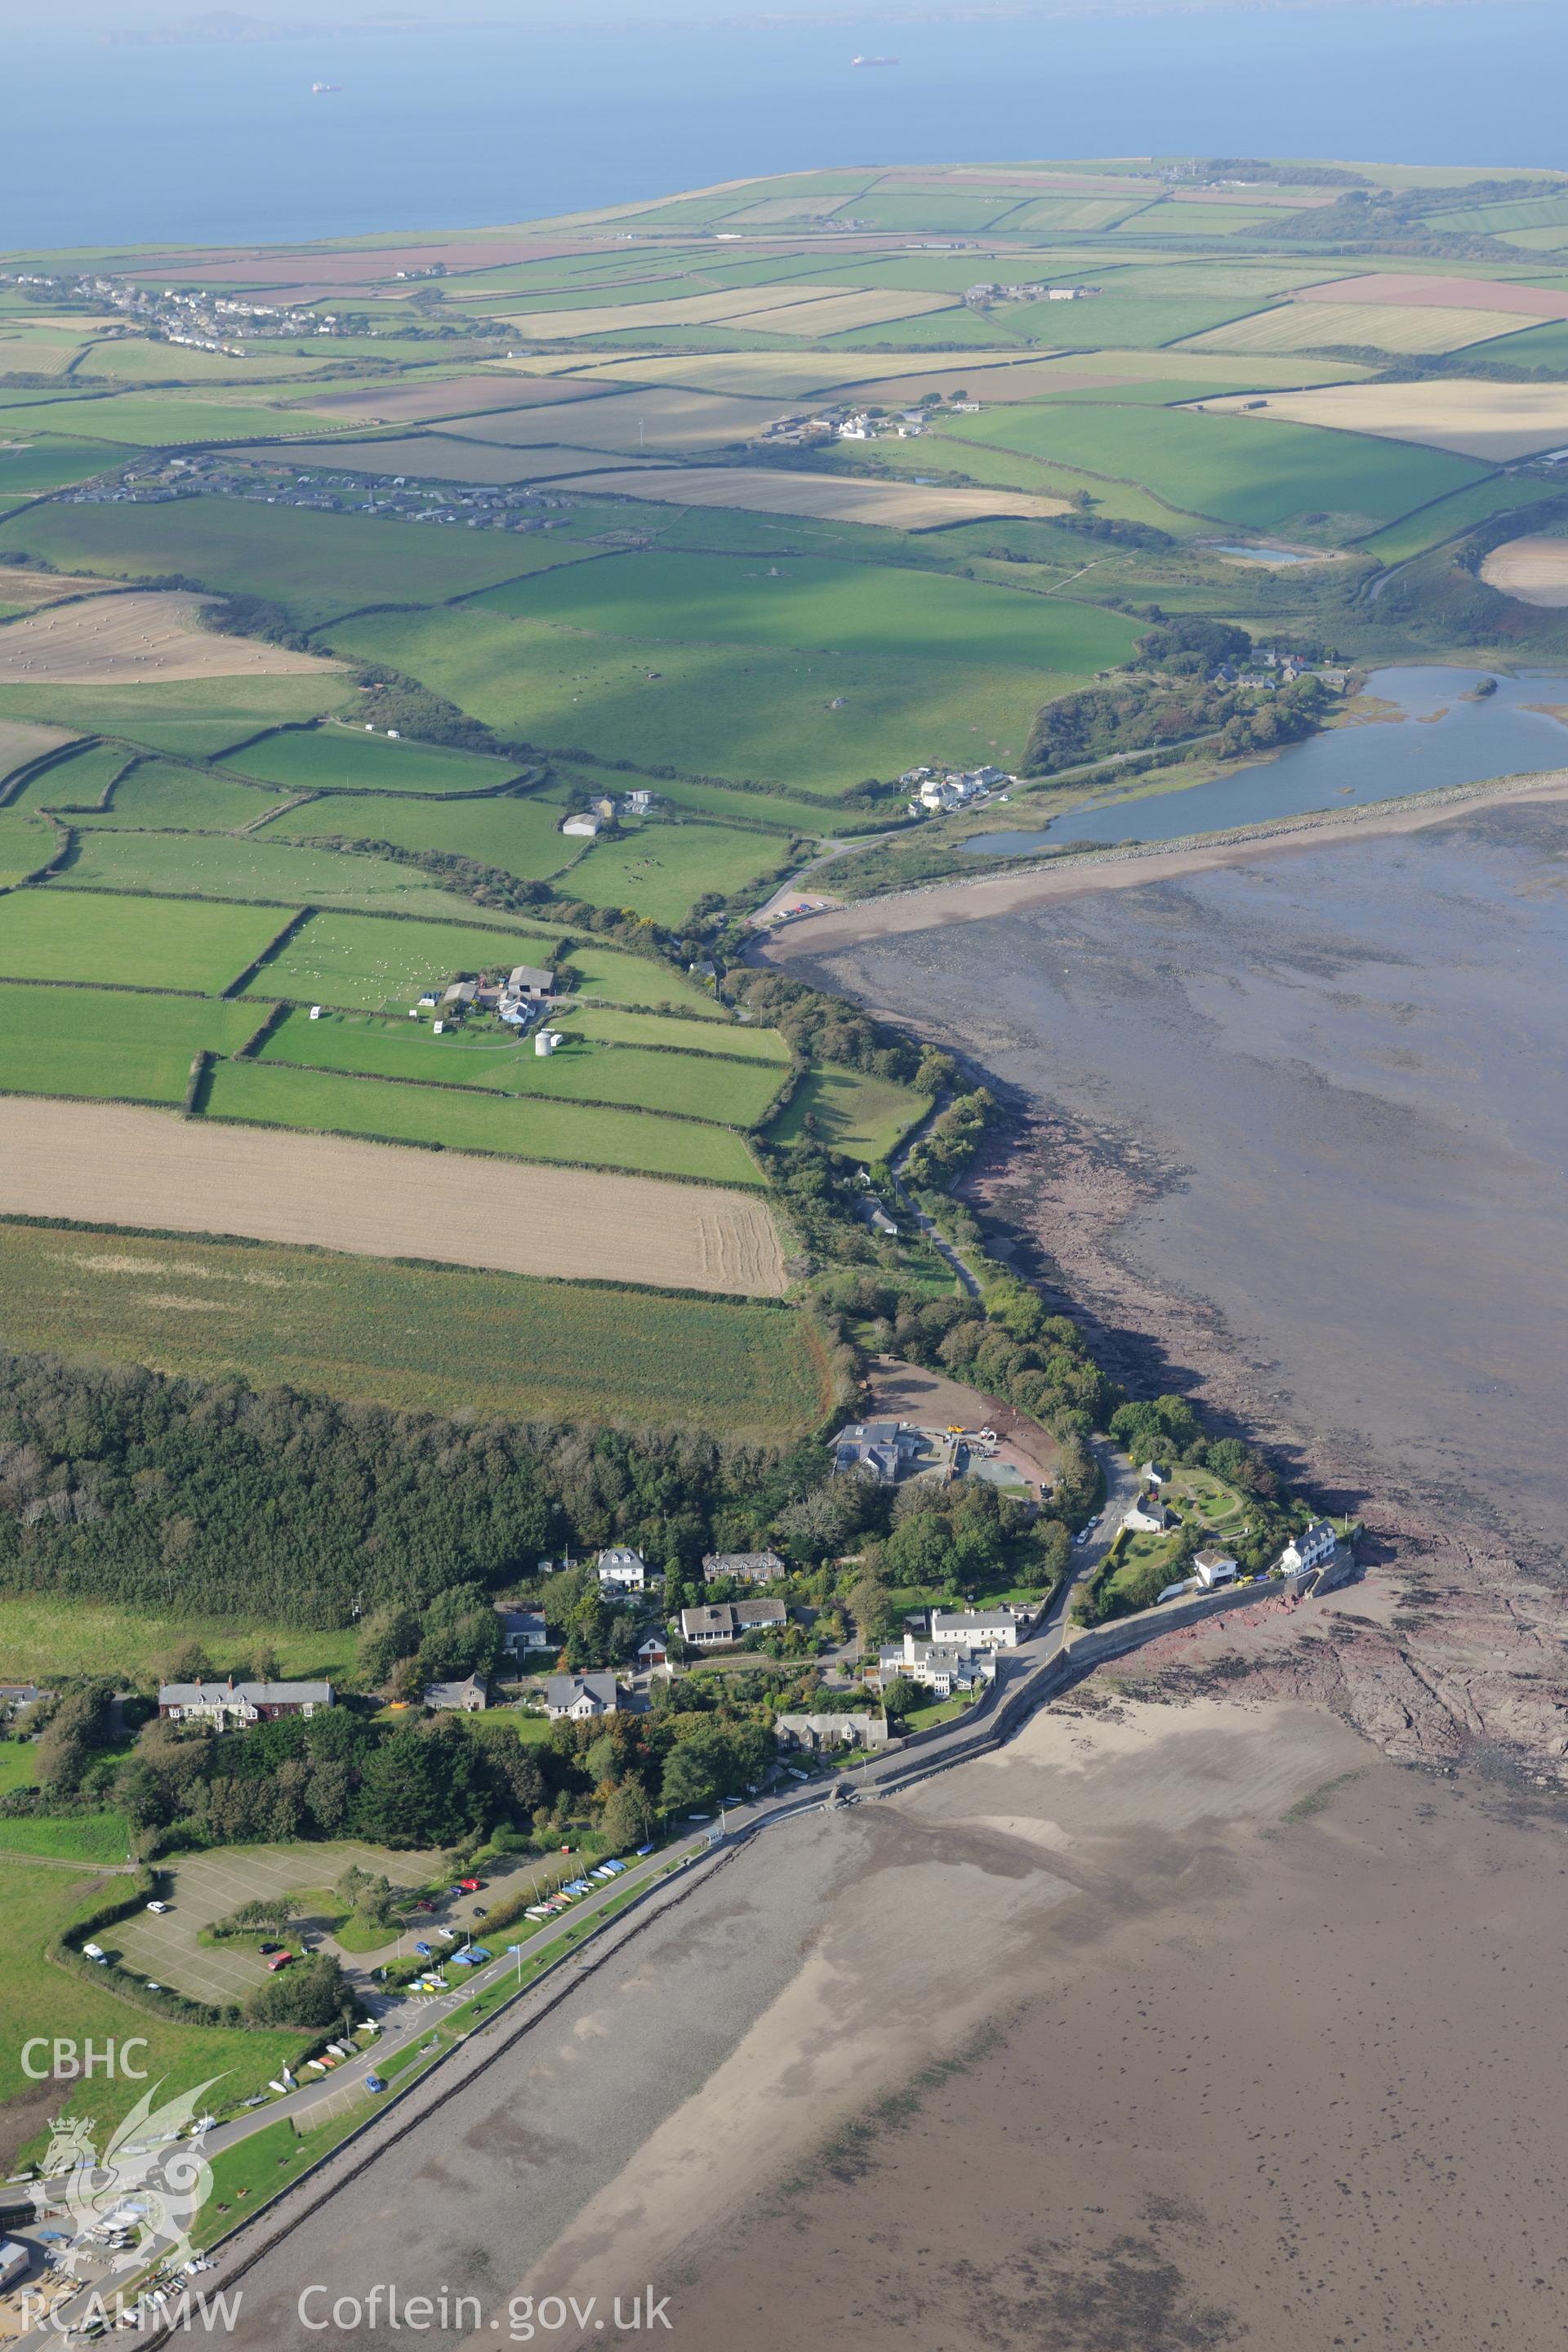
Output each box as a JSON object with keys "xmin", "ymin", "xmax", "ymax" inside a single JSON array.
[
  {"xmin": 569, "ymin": 818, "xmax": 791, "ymax": 924},
  {"xmin": 550, "ymin": 755, "xmax": 840, "ymax": 835},
  {"xmin": 765, "ymin": 1062, "xmax": 931, "ymax": 1160},
  {"xmin": 4, "ymin": 742, "xmax": 127, "ymax": 812},
  {"xmin": 0, "ymin": 434, "xmax": 131, "ymax": 497},
  {"xmin": 0, "ymin": 1862, "xmax": 313, "ymax": 2166},
  {"xmin": 938, "ymin": 402, "xmax": 1490, "ymax": 532},
  {"xmin": 322, "ymin": 606, "xmax": 1065, "ymax": 792},
  {"xmin": 256, "ymin": 1005, "xmax": 786, "ymax": 1124},
  {"xmin": 0, "ymin": 1811, "xmax": 132, "ymax": 1863},
  {"xmin": 52, "ymin": 823, "xmax": 485, "ymax": 915},
  {"xmin": 77, "ymin": 757, "xmax": 287, "ymax": 831},
  {"xmin": 0, "ymin": 497, "xmax": 589, "ymax": 629},
  {"xmin": 562, "ymin": 937, "xmax": 726, "ymax": 1014},
  {"xmin": 562, "ymin": 1002, "xmax": 790, "ymax": 1058},
  {"xmin": 243, "ymin": 906, "xmax": 559, "ymax": 1009},
  {"xmin": 0, "ymin": 1596, "xmax": 359, "ymax": 1684},
  {"xmin": 203, "ymin": 1054, "xmax": 768, "ymax": 1183},
  {"xmin": 0, "ymin": 811, "xmax": 56, "ymax": 883},
  {"xmin": 224, "ymin": 722, "xmax": 534, "ymax": 797},
  {"xmin": 0, "ymin": 1218, "xmax": 824, "ymax": 1432},
  {"xmin": 265, "ymin": 784, "xmax": 579, "ymax": 876},
  {"xmin": 0, "ymin": 673, "xmax": 353, "ymax": 758},
  {"xmin": 471, "ymin": 546, "xmax": 1140, "ymax": 671},
  {"xmin": 1356, "ymin": 474, "xmax": 1565, "ymax": 562},
  {"xmin": 0, "ymin": 888, "xmax": 285, "ymax": 992},
  {"xmin": 0, "ymin": 984, "xmax": 267, "ymax": 1102},
  {"xmin": 7, "ymin": 389, "xmax": 358, "ymax": 447}
]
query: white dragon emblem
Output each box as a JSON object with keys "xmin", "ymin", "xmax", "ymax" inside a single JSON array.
[{"xmin": 35, "ymin": 2078, "xmax": 224, "ymax": 2274}]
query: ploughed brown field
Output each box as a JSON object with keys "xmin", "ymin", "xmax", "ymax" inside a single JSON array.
[
  {"xmin": 0, "ymin": 1098, "xmax": 789, "ymax": 1296},
  {"xmin": 1480, "ymin": 531, "xmax": 1568, "ymax": 604},
  {"xmin": 1297, "ymin": 270, "xmax": 1568, "ymax": 318},
  {"xmin": 562, "ymin": 465, "xmax": 1071, "ymax": 528},
  {"xmin": 0, "ymin": 590, "xmax": 341, "ymax": 684}
]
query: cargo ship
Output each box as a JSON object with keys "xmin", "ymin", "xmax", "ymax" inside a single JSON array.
[
  {"xmin": 311, "ymin": 81, "xmax": 342, "ymax": 95},
  {"xmin": 851, "ymin": 56, "xmax": 898, "ymax": 67}
]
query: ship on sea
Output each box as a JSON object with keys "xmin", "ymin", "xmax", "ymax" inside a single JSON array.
[
  {"xmin": 851, "ymin": 56, "xmax": 898, "ymax": 67},
  {"xmin": 311, "ymin": 81, "xmax": 342, "ymax": 95}
]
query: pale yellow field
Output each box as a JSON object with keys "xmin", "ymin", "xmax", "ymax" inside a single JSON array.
[
  {"xmin": 567, "ymin": 348, "xmax": 1054, "ymax": 396},
  {"xmin": 0, "ymin": 565, "xmax": 120, "ymax": 612},
  {"xmin": 1179, "ymin": 300, "xmax": 1535, "ymax": 355},
  {"xmin": 296, "ymin": 372, "xmax": 609, "ymax": 425},
  {"xmin": 1480, "ymin": 534, "xmax": 1568, "ymax": 606},
  {"xmin": 1197, "ymin": 377, "xmax": 1568, "ymax": 460},
  {"xmin": 556, "ymin": 464, "xmax": 1071, "ymax": 528},
  {"xmin": 725, "ymin": 288, "xmax": 959, "ymax": 336},
  {"xmin": 294, "ymin": 434, "xmax": 660, "ymax": 483},
  {"xmin": 0, "ymin": 590, "xmax": 340, "ymax": 684},
  {"xmin": 0, "ymin": 718, "xmax": 77, "ymax": 785},
  {"xmin": 0, "ymin": 1098, "xmax": 788, "ymax": 1298},
  {"xmin": 499, "ymin": 283, "xmax": 848, "ymax": 339},
  {"xmin": 445, "ymin": 385, "xmax": 796, "ymax": 453}
]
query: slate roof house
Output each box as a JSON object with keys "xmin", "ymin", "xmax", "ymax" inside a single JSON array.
[
  {"xmin": 158, "ymin": 1679, "xmax": 333, "ymax": 1726},
  {"xmin": 545, "ymin": 1673, "xmax": 621, "ymax": 1720},
  {"xmin": 702, "ymin": 1550, "xmax": 786, "ymax": 1584}
]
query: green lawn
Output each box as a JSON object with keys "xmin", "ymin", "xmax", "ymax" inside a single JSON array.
[
  {"xmin": 0, "ymin": 673, "xmax": 352, "ymax": 759},
  {"xmin": 323, "ymin": 607, "xmax": 1058, "ymax": 794},
  {"xmin": 0, "ymin": 984, "xmax": 267, "ymax": 1103},
  {"xmin": 564, "ymin": 936, "xmax": 727, "ymax": 1016},
  {"xmin": 1356, "ymin": 474, "xmax": 1558, "ymax": 562},
  {"xmin": 225, "ymin": 723, "xmax": 534, "ymax": 797},
  {"xmin": 471, "ymin": 546, "xmax": 1140, "ymax": 672},
  {"xmin": 0, "ymin": 498, "xmax": 590, "ymax": 630},
  {"xmin": 765, "ymin": 1063, "xmax": 931, "ymax": 1160},
  {"xmin": 562, "ymin": 1003, "xmax": 791, "ymax": 1061},
  {"xmin": 265, "ymin": 785, "xmax": 579, "ymax": 878},
  {"xmin": 938, "ymin": 401, "xmax": 1490, "ymax": 533},
  {"xmin": 256, "ymin": 1006, "xmax": 785, "ymax": 1125},
  {"xmin": 241, "ymin": 906, "xmax": 563, "ymax": 1010},
  {"xmin": 0, "ymin": 1863, "xmax": 312, "ymax": 2168},
  {"xmin": 0, "ymin": 887, "xmax": 286, "ymax": 992},
  {"xmin": 0, "ymin": 1218, "xmax": 823, "ymax": 1432},
  {"xmin": 569, "ymin": 819, "xmax": 792, "ymax": 924},
  {"xmin": 0, "ymin": 1811, "xmax": 131, "ymax": 1863},
  {"xmin": 77, "ymin": 758, "xmax": 288, "ymax": 832},
  {"xmin": 628, "ymin": 775, "xmax": 840, "ymax": 835},
  {"xmin": 203, "ymin": 1054, "xmax": 768, "ymax": 1185}
]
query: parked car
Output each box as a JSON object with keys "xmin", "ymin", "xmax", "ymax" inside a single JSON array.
[
  {"xmin": 259, "ymin": 1942, "xmax": 282, "ymax": 1955},
  {"xmin": 265, "ymin": 1952, "xmax": 293, "ymax": 1974},
  {"xmin": 458, "ymin": 1878, "xmax": 483, "ymax": 1893},
  {"xmin": 414, "ymin": 1941, "xmax": 433, "ymax": 1957},
  {"xmin": 82, "ymin": 1943, "xmax": 105, "ymax": 1961},
  {"xmin": 145, "ymin": 1900, "xmax": 170, "ymax": 1915},
  {"xmin": 364, "ymin": 2075, "xmax": 386, "ymax": 2096},
  {"xmin": 413, "ymin": 1898, "xmax": 435, "ymax": 1913}
]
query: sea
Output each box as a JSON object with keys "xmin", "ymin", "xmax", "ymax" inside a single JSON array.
[{"xmin": 3, "ymin": 0, "xmax": 1566, "ymax": 253}]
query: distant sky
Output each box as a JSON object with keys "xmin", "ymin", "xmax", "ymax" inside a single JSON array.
[{"xmin": 5, "ymin": 0, "xmax": 1552, "ymax": 27}]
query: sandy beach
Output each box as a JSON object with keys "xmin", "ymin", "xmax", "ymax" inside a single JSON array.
[{"xmin": 209, "ymin": 1688, "xmax": 1568, "ymax": 2352}]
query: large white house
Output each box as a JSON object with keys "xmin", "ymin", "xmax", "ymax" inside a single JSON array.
[
  {"xmin": 544, "ymin": 1673, "xmax": 621, "ymax": 1721},
  {"xmin": 1277, "ymin": 1520, "xmax": 1338, "ymax": 1575},
  {"xmin": 158, "ymin": 1679, "xmax": 332, "ymax": 1726},
  {"xmin": 927, "ymin": 1607, "xmax": 1022, "ymax": 1650},
  {"xmin": 597, "ymin": 1547, "xmax": 648, "ymax": 1592}
]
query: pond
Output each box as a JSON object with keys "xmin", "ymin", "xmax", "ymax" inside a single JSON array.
[
  {"xmin": 1210, "ymin": 544, "xmax": 1319, "ymax": 564},
  {"xmin": 960, "ymin": 667, "xmax": 1568, "ymax": 855}
]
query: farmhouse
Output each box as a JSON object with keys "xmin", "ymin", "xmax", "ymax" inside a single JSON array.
[
  {"xmin": 1122, "ymin": 1494, "xmax": 1174, "ymax": 1534},
  {"xmin": 702, "ymin": 1549, "xmax": 786, "ymax": 1584},
  {"xmin": 545, "ymin": 1672, "xmax": 621, "ymax": 1720},
  {"xmin": 158, "ymin": 1677, "xmax": 334, "ymax": 1726},
  {"xmin": 598, "ymin": 1546, "xmax": 648, "ymax": 1592},
  {"xmin": 424, "ymin": 1674, "xmax": 488, "ymax": 1712},
  {"xmin": 441, "ymin": 980, "xmax": 477, "ymax": 1014},
  {"xmin": 775, "ymin": 1712, "xmax": 891, "ymax": 1753},
  {"xmin": 679, "ymin": 1598, "xmax": 788, "ymax": 1647}
]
